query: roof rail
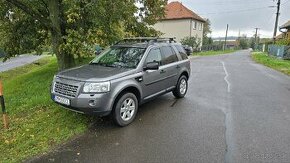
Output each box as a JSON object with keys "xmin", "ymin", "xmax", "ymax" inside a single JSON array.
[{"xmin": 115, "ymin": 37, "xmax": 176, "ymax": 47}]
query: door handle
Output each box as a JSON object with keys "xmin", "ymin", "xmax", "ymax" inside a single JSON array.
[
  {"xmin": 176, "ymin": 65, "xmax": 181, "ymax": 69},
  {"xmin": 160, "ymin": 69, "xmax": 166, "ymax": 74}
]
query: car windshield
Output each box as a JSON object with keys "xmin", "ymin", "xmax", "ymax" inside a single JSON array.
[{"xmin": 90, "ymin": 46, "xmax": 146, "ymax": 68}]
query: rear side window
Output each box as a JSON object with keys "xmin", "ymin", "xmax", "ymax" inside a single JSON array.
[
  {"xmin": 145, "ymin": 48, "xmax": 162, "ymax": 64},
  {"xmin": 175, "ymin": 45, "xmax": 188, "ymax": 60},
  {"xmin": 160, "ymin": 46, "xmax": 178, "ymax": 65}
]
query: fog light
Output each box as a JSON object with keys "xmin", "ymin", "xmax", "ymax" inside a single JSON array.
[{"xmin": 89, "ymin": 100, "xmax": 97, "ymax": 106}]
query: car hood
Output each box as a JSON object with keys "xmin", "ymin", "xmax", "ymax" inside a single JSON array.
[{"xmin": 57, "ymin": 64, "xmax": 135, "ymax": 82}]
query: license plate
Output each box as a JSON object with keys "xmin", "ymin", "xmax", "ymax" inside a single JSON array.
[{"xmin": 54, "ymin": 96, "xmax": 70, "ymax": 106}]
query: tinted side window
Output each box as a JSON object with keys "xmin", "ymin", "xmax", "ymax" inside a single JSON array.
[
  {"xmin": 145, "ymin": 48, "xmax": 162, "ymax": 64},
  {"xmin": 175, "ymin": 45, "xmax": 188, "ymax": 60},
  {"xmin": 160, "ymin": 46, "xmax": 178, "ymax": 65}
]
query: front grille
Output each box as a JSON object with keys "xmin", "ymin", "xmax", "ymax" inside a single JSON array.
[{"xmin": 54, "ymin": 82, "xmax": 79, "ymax": 97}]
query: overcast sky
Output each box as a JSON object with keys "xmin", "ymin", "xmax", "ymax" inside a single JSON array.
[{"xmin": 168, "ymin": 0, "xmax": 290, "ymax": 38}]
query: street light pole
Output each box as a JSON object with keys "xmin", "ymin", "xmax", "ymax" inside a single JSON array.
[
  {"xmin": 254, "ymin": 28, "xmax": 260, "ymax": 49},
  {"xmin": 224, "ymin": 24, "xmax": 229, "ymax": 50},
  {"xmin": 273, "ymin": 0, "xmax": 281, "ymax": 42}
]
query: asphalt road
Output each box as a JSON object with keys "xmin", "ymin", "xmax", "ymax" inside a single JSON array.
[
  {"xmin": 0, "ymin": 55, "xmax": 44, "ymax": 72},
  {"xmin": 30, "ymin": 50, "xmax": 290, "ymax": 163}
]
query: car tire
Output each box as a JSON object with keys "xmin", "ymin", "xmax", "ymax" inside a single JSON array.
[
  {"xmin": 173, "ymin": 75, "xmax": 188, "ymax": 98},
  {"xmin": 112, "ymin": 93, "xmax": 138, "ymax": 127}
]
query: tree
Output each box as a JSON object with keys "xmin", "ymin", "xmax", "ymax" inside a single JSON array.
[
  {"xmin": 249, "ymin": 37, "xmax": 255, "ymax": 49},
  {"xmin": 181, "ymin": 36, "xmax": 201, "ymax": 50},
  {"xmin": 0, "ymin": 0, "xmax": 166, "ymax": 70},
  {"xmin": 202, "ymin": 18, "xmax": 212, "ymax": 46},
  {"xmin": 239, "ymin": 38, "xmax": 249, "ymax": 49}
]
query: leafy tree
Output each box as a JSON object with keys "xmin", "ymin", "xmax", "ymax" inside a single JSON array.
[
  {"xmin": 249, "ymin": 37, "xmax": 255, "ymax": 49},
  {"xmin": 202, "ymin": 18, "xmax": 212, "ymax": 46},
  {"xmin": 202, "ymin": 37, "xmax": 213, "ymax": 46},
  {"xmin": 0, "ymin": 0, "xmax": 166, "ymax": 70},
  {"xmin": 238, "ymin": 38, "xmax": 249, "ymax": 49},
  {"xmin": 181, "ymin": 36, "xmax": 201, "ymax": 50}
]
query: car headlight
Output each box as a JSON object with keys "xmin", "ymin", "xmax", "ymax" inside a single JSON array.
[
  {"xmin": 83, "ymin": 82, "xmax": 110, "ymax": 93},
  {"xmin": 52, "ymin": 75, "xmax": 58, "ymax": 93}
]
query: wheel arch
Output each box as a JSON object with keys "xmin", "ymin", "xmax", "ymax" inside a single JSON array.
[
  {"xmin": 111, "ymin": 86, "xmax": 141, "ymax": 111},
  {"xmin": 180, "ymin": 71, "xmax": 189, "ymax": 80}
]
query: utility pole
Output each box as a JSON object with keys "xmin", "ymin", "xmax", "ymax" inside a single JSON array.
[
  {"xmin": 224, "ymin": 24, "xmax": 229, "ymax": 50},
  {"xmin": 273, "ymin": 0, "xmax": 281, "ymax": 42},
  {"xmin": 254, "ymin": 28, "xmax": 260, "ymax": 49}
]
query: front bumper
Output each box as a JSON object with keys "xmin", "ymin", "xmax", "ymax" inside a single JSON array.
[{"xmin": 51, "ymin": 91, "xmax": 113, "ymax": 116}]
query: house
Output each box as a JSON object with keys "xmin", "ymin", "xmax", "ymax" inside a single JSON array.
[
  {"xmin": 153, "ymin": 1, "xmax": 205, "ymax": 46},
  {"xmin": 274, "ymin": 33, "xmax": 284, "ymax": 40},
  {"xmin": 279, "ymin": 20, "xmax": 290, "ymax": 39}
]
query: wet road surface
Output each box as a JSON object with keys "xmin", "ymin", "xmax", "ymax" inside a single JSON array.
[
  {"xmin": 30, "ymin": 50, "xmax": 290, "ymax": 163},
  {"xmin": 0, "ymin": 55, "xmax": 43, "ymax": 72}
]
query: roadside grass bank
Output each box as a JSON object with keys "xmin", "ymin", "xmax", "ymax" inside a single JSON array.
[
  {"xmin": 0, "ymin": 56, "xmax": 94, "ymax": 162},
  {"xmin": 251, "ymin": 52, "xmax": 290, "ymax": 76},
  {"xmin": 192, "ymin": 49, "xmax": 236, "ymax": 56}
]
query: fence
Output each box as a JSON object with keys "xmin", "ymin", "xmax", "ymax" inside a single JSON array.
[
  {"xmin": 268, "ymin": 44, "xmax": 290, "ymax": 59},
  {"xmin": 201, "ymin": 45, "xmax": 223, "ymax": 51},
  {"xmin": 256, "ymin": 44, "xmax": 268, "ymax": 52}
]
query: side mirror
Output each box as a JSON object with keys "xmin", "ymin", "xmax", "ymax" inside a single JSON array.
[{"xmin": 144, "ymin": 62, "xmax": 159, "ymax": 71}]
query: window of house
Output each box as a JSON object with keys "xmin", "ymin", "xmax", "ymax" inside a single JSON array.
[
  {"xmin": 193, "ymin": 21, "xmax": 197, "ymax": 30},
  {"xmin": 198, "ymin": 23, "xmax": 203, "ymax": 31}
]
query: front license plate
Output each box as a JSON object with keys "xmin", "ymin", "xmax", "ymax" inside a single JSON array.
[{"xmin": 54, "ymin": 96, "xmax": 70, "ymax": 106}]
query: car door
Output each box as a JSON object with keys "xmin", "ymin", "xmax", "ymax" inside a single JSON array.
[
  {"xmin": 142, "ymin": 47, "xmax": 168, "ymax": 99},
  {"xmin": 160, "ymin": 46, "xmax": 180, "ymax": 89}
]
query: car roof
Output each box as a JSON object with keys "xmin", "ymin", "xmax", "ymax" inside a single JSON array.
[
  {"xmin": 112, "ymin": 37, "xmax": 181, "ymax": 49},
  {"xmin": 113, "ymin": 42, "xmax": 182, "ymax": 49},
  {"xmin": 113, "ymin": 42, "xmax": 148, "ymax": 49}
]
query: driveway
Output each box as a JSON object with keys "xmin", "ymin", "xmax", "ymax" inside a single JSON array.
[
  {"xmin": 0, "ymin": 55, "xmax": 44, "ymax": 72},
  {"xmin": 30, "ymin": 50, "xmax": 290, "ymax": 163}
]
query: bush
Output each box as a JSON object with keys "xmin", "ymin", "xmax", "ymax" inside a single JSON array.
[{"xmin": 181, "ymin": 36, "xmax": 201, "ymax": 50}]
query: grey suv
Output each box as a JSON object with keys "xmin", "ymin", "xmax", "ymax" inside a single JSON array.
[{"xmin": 51, "ymin": 38, "xmax": 191, "ymax": 126}]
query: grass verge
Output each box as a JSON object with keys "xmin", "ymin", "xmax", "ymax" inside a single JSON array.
[
  {"xmin": 251, "ymin": 52, "xmax": 290, "ymax": 76},
  {"xmin": 0, "ymin": 56, "xmax": 93, "ymax": 162},
  {"xmin": 192, "ymin": 49, "xmax": 236, "ymax": 56}
]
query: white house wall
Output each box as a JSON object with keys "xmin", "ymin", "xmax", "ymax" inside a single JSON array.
[{"xmin": 153, "ymin": 19, "xmax": 204, "ymax": 46}]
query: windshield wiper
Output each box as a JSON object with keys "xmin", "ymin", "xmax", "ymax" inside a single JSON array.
[{"xmin": 90, "ymin": 62, "xmax": 117, "ymax": 67}]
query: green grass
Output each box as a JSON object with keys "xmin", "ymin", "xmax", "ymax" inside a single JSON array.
[
  {"xmin": 0, "ymin": 56, "xmax": 94, "ymax": 162},
  {"xmin": 192, "ymin": 49, "xmax": 236, "ymax": 56},
  {"xmin": 251, "ymin": 52, "xmax": 290, "ymax": 76}
]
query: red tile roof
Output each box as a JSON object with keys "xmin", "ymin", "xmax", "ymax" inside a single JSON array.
[{"xmin": 162, "ymin": 1, "xmax": 205, "ymax": 22}]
